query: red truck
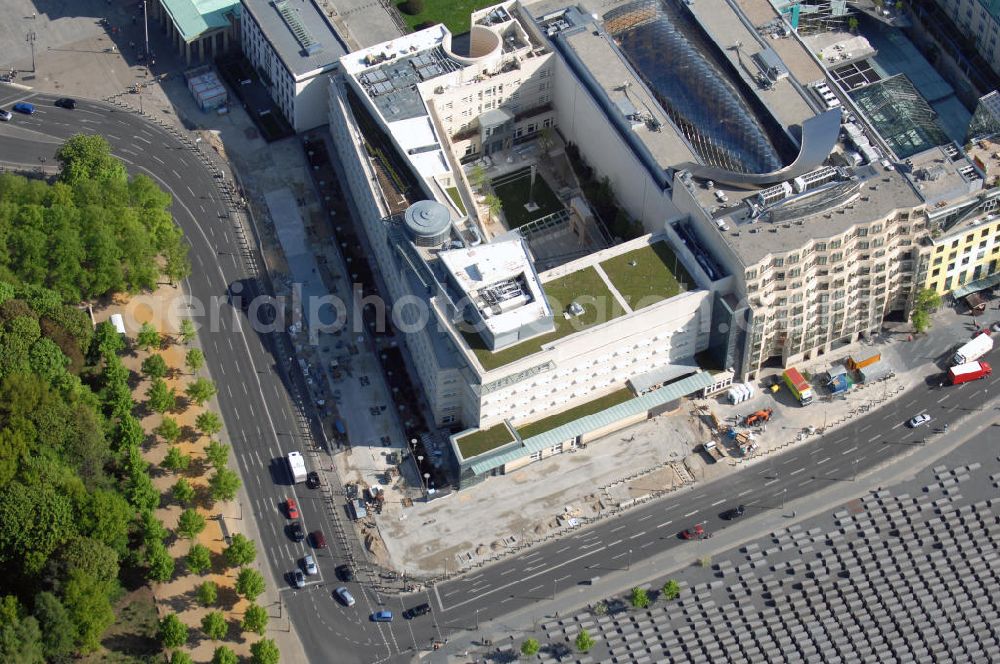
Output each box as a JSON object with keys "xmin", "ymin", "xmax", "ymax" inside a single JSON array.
[{"xmin": 948, "ymin": 361, "xmax": 992, "ymax": 385}]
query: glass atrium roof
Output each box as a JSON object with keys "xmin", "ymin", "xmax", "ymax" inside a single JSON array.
[
  {"xmin": 848, "ymin": 74, "xmax": 950, "ymax": 160},
  {"xmin": 605, "ymin": 0, "xmax": 786, "ymax": 175}
]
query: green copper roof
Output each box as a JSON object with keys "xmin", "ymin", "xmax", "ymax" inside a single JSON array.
[{"xmin": 161, "ymin": 0, "xmax": 239, "ymax": 42}]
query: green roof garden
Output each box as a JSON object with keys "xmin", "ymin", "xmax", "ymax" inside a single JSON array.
[
  {"xmin": 462, "ymin": 266, "xmax": 626, "ymax": 371},
  {"xmin": 515, "ymin": 387, "xmax": 635, "ymax": 440},
  {"xmin": 455, "ymin": 422, "xmax": 516, "ymax": 459},
  {"xmin": 600, "ymin": 241, "xmax": 693, "ymax": 311}
]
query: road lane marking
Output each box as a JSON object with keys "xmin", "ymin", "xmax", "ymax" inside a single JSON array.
[
  {"xmin": 580, "ymin": 542, "xmax": 602, "ymax": 550},
  {"xmin": 683, "ymin": 510, "xmax": 699, "ymax": 517},
  {"xmin": 638, "ymin": 514, "xmax": 654, "ymax": 522},
  {"xmin": 442, "ymin": 544, "xmax": 608, "ymax": 610},
  {"xmin": 629, "ymin": 531, "xmax": 646, "ymax": 540},
  {"xmin": 656, "ymin": 520, "xmax": 673, "ymax": 529},
  {"xmin": 764, "ymin": 479, "xmax": 779, "ymax": 486},
  {"xmin": 937, "ymin": 394, "xmax": 951, "ymax": 403},
  {"xmin": 868, "ymin": 435, "xmax": 879, "ymax": 443},
  {"xmin": 891, "ymin": 422, "xmax": 903, "ymax": 430},
  {"xmin": 842, "ymin": 446, "xmax": 858, "ymax": 455},
  {"xmin": 611, "ymin": 551, "xmax": 627, "ymax": 560},
  {"xmin": 609, "ymin": 524, "xmax": 627, "ymax": 533},
  {"xmin": 798, "ymin": 479, "xmax": 814, "ymax": 487},
  {"xmin": 711, "ymin": 499, "xmax": 726, "ymax": 506},
  {"xmin": 789, "ymin": 468, "xmax": 805, "ymax": 476},
  {"xmin": 607, "ymin": 539, "xmax": 623, "ymax": 547},
  {"xmin": 738, "ymin": 489, "xmax": 754, "ymax": 497},
  {"xmin": 859, "ymin": 424, "xmax": 871, "ymax": 433},
  {"xmin": 817, "ymin": 457, "xmax": 830, "ymax": 464},
  {"xmin": 641, "ymin": 541, "xmax": 656, "ymax": 548}
]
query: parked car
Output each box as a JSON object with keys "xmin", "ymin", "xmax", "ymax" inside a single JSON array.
[
  {"xmin": 54, "ymin": 98, "xmax": 76, "ymax": 109},
  {"xmin": 403, "ymin": 603, "xmax": 431, "ymax": 619},
  {"xmin": 12, "ymin": 102, "xmax": 35, "ymax": 114},
  {"xmin": 306, "ymin": 471, "xmax": 320, "ymax": 489},
  {"xmin": 285, "ymin": 498, "xmax": 299, "ymax": 519},
  {"xmin": 721, "ymin": 505, "xmax": 745, "ymax": 520},
  {"xmin": 370, "ymin": 610, "xmax": 393, "ymax": 622},
  {"xmin": 335, "ymin": 564, "xmax": 354, "ymax": 582},
  {"xmin": 908, "ymin": 413, "xmax": 932, "ymax": 428},
  {"xmin": 290, "ymin": 569, "xmax": 305, "ymax": 589},
  {"xmin": 287, "ymin": 521, "xmax": 305, "ymax": 542},
  {"xmin": 311, "ymin": 531, "xmax": 327, "ymax": 549},
  {"xmin": 991, "ymin": 321, "xmax": 1000, "ymax": 333},
  {"xmin": 0, "ymin": 109, "xmax": 12, "ymax": 121},
  {"xmin": 303, "ymin": 554, "xmax": 318, "ymax": 576},
  {"xmin": 334, "ymin": 587, "xmax": 355, "ymax": 607},
  {"xmin": 679, "ymin": 524, "xmax": 706, "ymax": 540}
]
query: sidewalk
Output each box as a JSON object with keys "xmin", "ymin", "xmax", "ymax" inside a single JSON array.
[{"xmin": 436, "ymin": 390, "xmax": 1000, "ymax": 662}]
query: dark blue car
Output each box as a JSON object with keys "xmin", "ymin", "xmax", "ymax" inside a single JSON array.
[{"xmin": 370, "ymin": 610, "xmax": 393, "ymax": 622}]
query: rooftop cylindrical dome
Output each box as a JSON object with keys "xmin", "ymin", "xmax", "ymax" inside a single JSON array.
[{"xmin": 403, "ymin": 200, "xmax": 451, "ymax": 247}]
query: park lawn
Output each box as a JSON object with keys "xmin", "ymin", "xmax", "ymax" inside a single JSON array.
[
  {"xmin": 516, "ymin": 387, "xmax": 636, "ymax": 440},
  {"xmin": 492, "ymin": 166, "xmax": 565, "ymax": 228},
  {"xmin": 600, "ymin": 241, "xmax": 693, "ymax": 310},
  {"xmin": 456, "ymin": 422, "xmax": 515, "ymax": 459},
  {"xmin": 398, "ymin": 0, "xmax": 497, "ymax": 34},
  {"xmin": 464, "ymin": 266, "xmax": 625, "ymax": 371},
  {"xmin": 446, "ymin": 186, "xmax": 467, "ymax": 214}
]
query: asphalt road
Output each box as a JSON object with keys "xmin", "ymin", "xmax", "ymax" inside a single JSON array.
[
  {"xmin": 3, "ymin": 90, "xmax": 998, "ymax": 664},
  {"xmin": 0, "ymin": 91, "xmax": 411, "ymax": 664}
]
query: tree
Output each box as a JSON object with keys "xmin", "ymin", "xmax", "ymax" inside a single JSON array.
[
  {"xmin": 197, "ymin": 580, "xmax": 218, "ymax": 607},
  {"xmin": 521, "ymin": 638, "xmax": 540, "ymax": 657},
  {"xmin": 847, "ymin": 16, "xmax": 859, "ymax": 32},
  {"xmin": 187, "ymin": 543, "xmax": 212, "ymax": 575},
  {"xmin": 184, "ymin": 348, "xmax": 204, "ymax": 374},
  {"xmin": 0, "ymin": 481, "xmax": 76, "ymax": 576},
  {"xmin": 146, "ymin": 378, "xmax": 177, "ymax": 414},
  {"xmin": 250, "ymin": 638, "xmax": 280, "ymax": 664},
  {"xmin": 32, "ymin": 592, "xmax": 75, "ymax": 660},
  {"xmin": 401, "ymin": 0, "xmax": 424, "ymax": 15},
  {"xmin": 136, "ymin": 322, "xmax": 161, "ymax": 350},
  {"xmin": 204, "ymin": 439, "xmax": 230, "ymax": 469},
  {"xmin": 171, "ymin": 652, "xmax": 194, "ymax": 664},
  {"xmin": 155, "ymin": 416, "xmax": 182, "ymax": 444},
  {"xmin": 163, "ymin": 446, "xmax": 192, "ymax": 473},
  {"xmin": 575, "ymin": 628, "xmax": 594, "ymax": 653},
  {"xmin": 201, "ymin": 611, "xmax": 228, "ymax": 641},
  {"xmin": 176, "ymin": 508, "xmax": 206, "ymax": 540},
  {"xmin": 158, "ymin": 613, "xmax": 189, "ymax": 649},
  {"xmin": 172, "ymin": 477, "xmax": 195, "ymax": 506},
  {"xmin": 179, "ymin": 319, "xmax": 197, "ymax": 344},
  {"xmin": 196, "ymin": 411, "xmax": 223, "ymax": 437},
  {"xmin": 141, "ymin": 353, "xmax": 169, "ymax": 379},
  {"xmin": 630, "ymin": 587, "xmax": 650, "ymax": 609},
  {"xmin": 146, "ymin": 540, "xmax": 175, "ymax": 582},
  {"xmin": 224, "ymin": 534, "xmax": 257, "ymax": 568},
  {"xmin": 468, "ymin": 163, "xmax": 487, "ymax": 192},
  {"xmin": 235, "ymin": 567, "xmax": 266, "ymax": 602},
  {"xmin": 911, "ymin": 309, "xmax": 930, "ymax": 334},
  {"xmin": 61, "ymin": 570, "xmax": 115, "ymax": 652},
  {"xmin": 0, "ymin": 597, "xmax": 44, "ymax": 664},
  {"xmin": 211, "ymin": 646, "xmax": 238, "ymax": 664},
  {"xmin": 185, "ymin": 377, "xmax": 216, "ymax": 406},
  {"xmin": 241, "ymin": 603, "xmax": 269, "ymax": 635},
  {"xmin": 661, "ymin": 579, "xmax": 681, "ymax": 601},
  {"xmin": 484, "ymin": 193, "xmax": 503, "ymax": 222},
  {"xmin": 209, "ymin": 468, "xmax": 241, "ymax": 503},
  {"xmin": 55, "ymin": 133, "xmax": 128, "ymax": 186},
  {"xmin": 91, "ymin": 320, "xmax": 125, "ymax": 359}
]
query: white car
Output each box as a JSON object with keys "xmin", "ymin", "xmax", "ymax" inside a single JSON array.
[
  {"xmin": 0, "ymin": 109, "xmax": 12, "ymax": 122},
  {"xmin": 908, "ymin": 413, "xmax": 931, "ymax": 428},
  {"xmin": 303, "ymin": 554, "xmax": 318, "ymax": 575},
  {"xmin": 991, "ymin": 321, "xmax": 1000, "ymax": 333}
]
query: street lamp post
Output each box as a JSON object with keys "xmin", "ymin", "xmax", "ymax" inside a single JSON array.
[
  {"xmin": 780, "ymin": 488, "xmax": 787, "ymax": 509},
  {"xmin": 25, "ymin": 32, "xmax": 36, "ymax": 72},
  {"xmin": 143, "ymin": 0, "xmax": 150, "ymax": 61},
  {"xmin": 627, "ymin": 548, "xmax": 633, "ymax": 571}
]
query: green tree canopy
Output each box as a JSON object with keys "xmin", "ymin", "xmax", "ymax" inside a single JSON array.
[
  {"xmin": 224, "ymin": 534, "xmax": 256, "ymax": 568},
  {"xmin": 136, "ymin": 323, "xmax": 161, "ymax": 351},
  {"xmin": 196, "ymin": 411, "xmax": 223, "ymax": 437},
  {"xmin": 155, "ymin": 416, "xmax": 182, "ymax": 444},
  {"xmin": 211, "ymin": 645, "xmax": 238, "ymax": 664},
  {"xmin": 158, "ymin": 613, "xmax": 189, "ymax": 650},
  {"xmin": 62, "ymin": 569, "xmax": 116, "ymax": 652},
  {"xmin": 179, "ymin": 319, "xmax": 196, "ymax": 344},
  {"xmin": 141, "ymin": 353, "xmax": 168, "ymax": 379},
  {"xmin": 521, "ymin": 638, "xmax": 540, "ymax": 656},
  {"xmin": 575, "ymin": 628, "xmax": 594, "ymax": 653},
  {"xmin": 32, "ymin": 591, "xmax": 75, "ymax": 660},
  {"xmin": 55, "ymin": 134, "xmax": 128, "ymax": 187},
  {"xmin": 661, "ymin": 579, "xmax": 681, "ymax": 601},
  {"xmin": 196, "ymin": 580, "xmax": 218, "ymax": 607},
  {"xmin": 184, "ymin": 348, "xmax": 204, "ymax": 373},
  {"xmin": 146, "ymin": 540, "xmax": 175, "ymax": 583},
  {"xmin": 204, "ymin": 439, "xmax": 229, "ymax": 468},
  {"xmin": 186, "ymin": 543, "xmax": 212, "ymax": 575},
  {"xmin": 185, "ymin": 378, "xmax": 216, "ymax": 406},
  {"xmin": 201, "ymin": 611, "xmax": 228, "ymax": 641},
  {"xmin": 146, "ymin": 378, "xmax": 177, "ymax": 414},
  {"xmin": 176, "ymin": 508, "xmax": 206, "ymax": 540},
  {"xmin": 241, "ymin": 603, "xmax": 269, "ymax": 636},
  {"xmin": 170, "ymin": 651, "xmax": 194, "ymax": 664},
  {"xmin": 0, "ymin": 596, "xmax": 44, "ymax": 664},
  {"xmin": 172, "ymin": 477, "xmax": 195, "ymax": 506},
  {"xmin": 163, "ymin": 446, "xmax": 192, "ymax": 473},
  {"xmin": 0, "ymin": 481, "xmax": 76, "ymax": 576},
  {"xmin": 250, "ymin": 637, "xmax": 280, "ymax": 664},
  {"xmin": 235, "ymin": 568, "xmax": 265, "ymax": 602},
  {"xmin": 209, "ymin": 468, "xmax": 241, "ymax": 503},
  {"xmin": 630, "ymin": 587, "xmax": 650, "ymax": 609}
]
